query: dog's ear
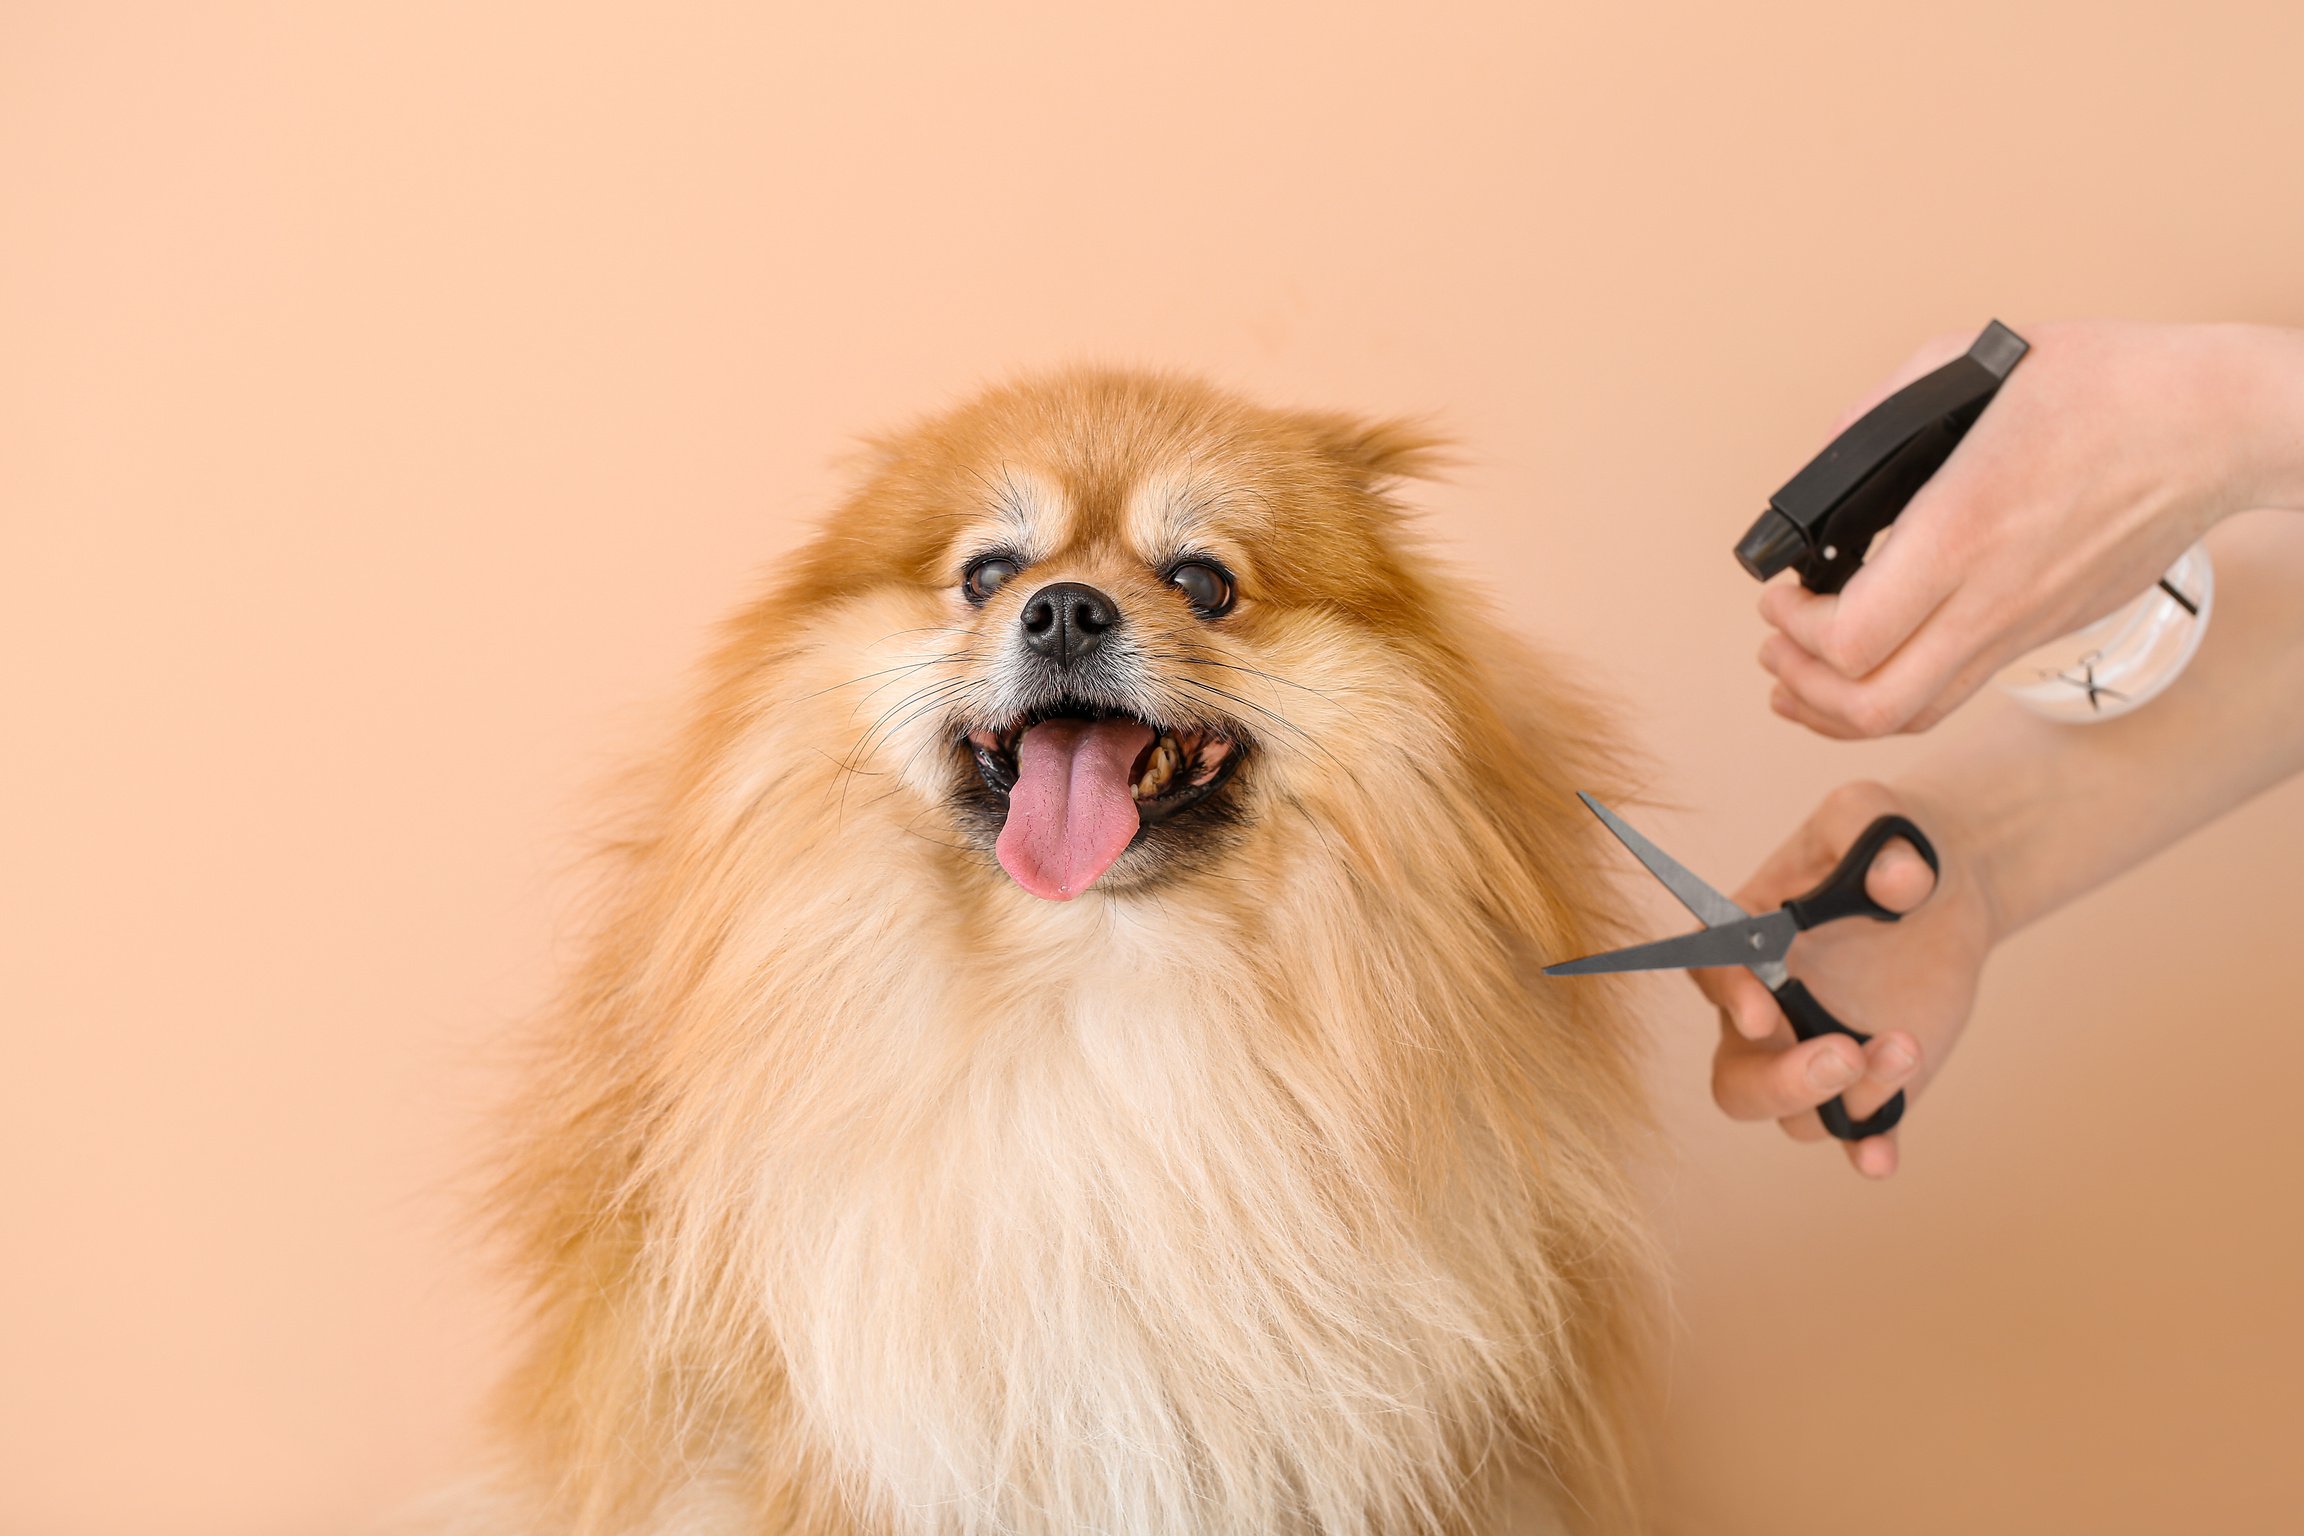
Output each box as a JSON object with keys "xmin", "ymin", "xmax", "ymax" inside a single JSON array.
[
  {"xmin": 838, "ymin": 432, "xmax": 911, "ymax": 479},
  {"xmin": 1296, "ymin": 412, "xmax": 1453, "ymax": 488}
]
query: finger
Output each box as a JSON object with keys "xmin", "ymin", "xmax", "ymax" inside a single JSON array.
[
  {"xmin": 1689, "ymin": 963, "xmax": 1733, "ymax": 1009},
  {"xmin": 1778, "ymin": 1111, "xmax": 1829, "ymax": 1143},
  {"xmin": 1846, "ymin": 1132, "xmax": 1900, "ymax": 1179},
  {"xmin": 1838, "ymin": 1030, "xmax": 1923, "ymax": 1122},
  {"xmin": 1761, "ymin": 621, "xmax": 1977, "ymax": 739},
  {"xmin": 1727, "ymin": 777, "xmax": 1905, "ymax": 913},
  {"xmin": 1776, "ymin": 326, "xmax": 1988, "ymax": 712},
  {"xmin": 1830, "ymin": 1033, "xmax": 1921, "ymax": 1179},
  {"xmin": 1904, "ymin": 574, "xmax": 2131, "ymax": 731},
  {"xmin": 1699, "ymin": 970, "xmax": 1786, "ymax": 1042},
  {"xmin": 1864, "ymin": 840, "xmax": 1938, "ymax": 916},
  {"xmin": 1901, "ymin": 640, "xmax": 2023, "ymax": 734},
  {"xmin": 1713, "ymin": 1030, "xmax": 1864, "ymax": 1122},
  {"xmin": 1769, "ymin": 679, "xmax": 1867, "ymax": 741},
  {"xmin": 1757, "ymin": 524, "xmax": 1958, "ymax": 681}
]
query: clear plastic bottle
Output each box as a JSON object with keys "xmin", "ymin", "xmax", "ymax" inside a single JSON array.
[{"xmin": 1995, "ymin": 545, "xmax": 2213, "ymax": 723}]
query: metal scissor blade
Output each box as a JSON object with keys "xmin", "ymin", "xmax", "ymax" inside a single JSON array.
[
  {"xmin": 1543, "ymin": 909, "xmax": 1797, "ymax": 976},
  {"xmin": 1575, "ymin": 793, "xmax": 1749, "ymax": 928}
]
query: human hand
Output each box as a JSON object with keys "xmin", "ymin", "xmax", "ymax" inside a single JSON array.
[
  {"xmin": 1693, "ymin": 780, "xmax": 1997, "ymax": 1179},
  {"xmin": 1760, "ymin": 321, "xmax": 2304, "ymax": 738}
]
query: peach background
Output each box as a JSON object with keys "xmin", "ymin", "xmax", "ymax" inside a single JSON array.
[{"xmin": 7, "ymin": 3, "xmax": 2303, "ymax": 1532}]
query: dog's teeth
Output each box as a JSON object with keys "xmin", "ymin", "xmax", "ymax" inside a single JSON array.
[{"xmin": 1133, "ymin": 735, "xmax": 1184, "ymax": 801}]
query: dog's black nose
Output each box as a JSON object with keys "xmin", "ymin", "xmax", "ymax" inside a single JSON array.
[{"xmin": 1019, "ymin": 581, "xmax": 1118, "ymax": 666}]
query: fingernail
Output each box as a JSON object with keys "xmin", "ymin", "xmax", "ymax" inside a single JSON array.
[
  {"xmin": 1880, "ymin": 1037, "xmax": 1919, "ymax": 1076},
  {"xmin": 1807, "ymin": 1045, "xmax": 1860, "ymax": 1092}
]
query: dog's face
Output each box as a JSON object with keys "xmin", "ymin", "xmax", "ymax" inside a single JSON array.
[{"xmin": 776, "ymin": 372, "xmax": 1446, "ymax": 901}]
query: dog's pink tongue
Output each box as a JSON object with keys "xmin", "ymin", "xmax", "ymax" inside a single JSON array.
[{"xmin": 996, "ymin": 717, "xmax": 1154, "ymax": 900}]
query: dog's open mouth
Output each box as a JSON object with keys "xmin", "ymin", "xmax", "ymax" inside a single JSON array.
[{"xmin": 962, "ymin": 705, "xmax": 1244, "ymax": 900}]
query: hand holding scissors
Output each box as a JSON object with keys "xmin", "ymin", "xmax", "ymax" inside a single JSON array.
[{"xmin": 1557, "ymin": 792, "xmax": 1953, "ymax": 1151}]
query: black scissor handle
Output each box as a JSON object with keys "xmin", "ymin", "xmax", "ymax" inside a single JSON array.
[
  {"xmin": 1784, "ymin": 814, "xmax": 1939, "ymax": 931},
  {"xmin": 1772, "ymin": 978, "xmax": 1905, "ymax": 1141},
  {"xmin": 1772, "ymin": 814, "xmax": 1938, "ymax": 1141}
]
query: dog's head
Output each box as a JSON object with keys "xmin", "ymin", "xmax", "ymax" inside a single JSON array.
[{"xmin": 752, "ymin": 370, "xmax": 1476, "ymax": 902}]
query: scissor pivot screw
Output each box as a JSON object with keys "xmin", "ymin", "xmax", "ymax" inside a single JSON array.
[{"xmin": 1748, "ymin": 932, "xmax": 1764, "ymax": 949}]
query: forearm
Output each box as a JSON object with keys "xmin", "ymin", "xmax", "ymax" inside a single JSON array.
[
  {"xmin": 1901, "ymin": 512, "xmax": 2304, "ymax": 940},
  {"xmin": 2204, "ymin": 324, "xmax": 2304, "ymax": 516}
]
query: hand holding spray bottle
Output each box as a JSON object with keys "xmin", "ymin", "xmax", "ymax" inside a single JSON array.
[{"xmin": 1736, "ymin": 320, "xmax": 2211, "ymax": 722}]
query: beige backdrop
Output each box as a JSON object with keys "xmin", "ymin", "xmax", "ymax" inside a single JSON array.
[{"xmin": 7, "ymin": 3, "xmax": 2303, "ymax": 1532}]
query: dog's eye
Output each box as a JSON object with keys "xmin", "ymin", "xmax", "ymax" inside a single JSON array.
[
  {"xmin": 963, "ymin": 554, "xmax": 1021, "ymax": 604},
  {"xmin": 1166, "ymin": 560, "xmax": 1235, "ymax": 617}
]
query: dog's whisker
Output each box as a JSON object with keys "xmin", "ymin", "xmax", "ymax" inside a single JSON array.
[
  {"xmin": 1181, "ymin": 658, "xmax": 1343, "ymax": 698},
  {"xmin": 1170, "ymin": 676, "xmax": 1340, "ymax": 767},
  {"xmin": 891, "ymin": 699, "xmax": 985, "ymax": 787},
  {"xmin": 851, "ymin": 654, "xmax": 978, "ymax": 711},
  {"xmin": 1279, "ymin": 789, "xmax": 1344, "ymax": 867},
  {"xmin": 840, "ymin": 680, "xmax": 975, "ymax": 776},
  {"xmin": 830, "ymin": 678, "xmax": 979, "ymax": 823},
  {"xmin": 800, "ymin": 654, "xmax": 971, "ymax": 704},
  {"xmin": 838, "ymin": 690, "xmax": 972, "ymax": 824},
  {"xmin": 864, "ymin": 623, "xmax": 980, "ymax": 644}
]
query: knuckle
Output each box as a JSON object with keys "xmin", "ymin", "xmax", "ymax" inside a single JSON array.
[
  {"xmin": 1842, "ymin": 691, "xmax": 1909, "ymax": 738},
  {"xmin": 1877, "ymin": 1030, "xmax": 1924, "ymax": 1078},
  {"xmin": 1814, "ymin": 625, "xmax": 1872, "ymax": 677}
]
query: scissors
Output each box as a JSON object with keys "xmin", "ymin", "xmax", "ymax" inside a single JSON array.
[{"xmin": 1544, "ymin": 793, "xmax": 1939, "ymax": 1141}]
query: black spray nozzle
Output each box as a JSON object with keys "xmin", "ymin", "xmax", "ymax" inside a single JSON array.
[
  {"xmin": 1733, "ymin": 507, "xmax": 1810, "ymax": 583},
  {"xmin": 1737, "ymin": 320, "xmax": 2029, "ymax": 594}
]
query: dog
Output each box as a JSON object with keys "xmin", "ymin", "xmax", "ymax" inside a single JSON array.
[{"xmin": 467, "ymin": 370, "xmax": 1652, "ymax": 1535}]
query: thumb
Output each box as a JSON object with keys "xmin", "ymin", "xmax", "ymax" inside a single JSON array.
[{"xmin": 1865, "ymin": 838, "xmax": 1938, "ymax": 915}]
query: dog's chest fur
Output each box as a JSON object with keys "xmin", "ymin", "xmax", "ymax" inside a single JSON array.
[{"xmin": 744, "ymin": 905, "xmax": 1546, "ymax": 1536}]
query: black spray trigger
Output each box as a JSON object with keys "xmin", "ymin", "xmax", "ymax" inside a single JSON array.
[{"xmin": 1736, "ymin": 320, "xmax": 2028, "ymax": 594}]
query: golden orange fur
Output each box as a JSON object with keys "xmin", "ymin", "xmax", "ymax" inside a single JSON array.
[{"xmin": 458, "ymin": 371, "xmax": 1652, "ymax": 1535}]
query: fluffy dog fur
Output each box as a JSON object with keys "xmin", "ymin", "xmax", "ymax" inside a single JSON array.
[{"xmin": 469, "ymin": 371, "xmax": 1652, "ymax": 1535}]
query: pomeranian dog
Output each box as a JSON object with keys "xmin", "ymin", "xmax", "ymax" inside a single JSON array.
[{"xmin": 467, "ymin": 371, "xmax": 1652, "ymax": 1536}]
